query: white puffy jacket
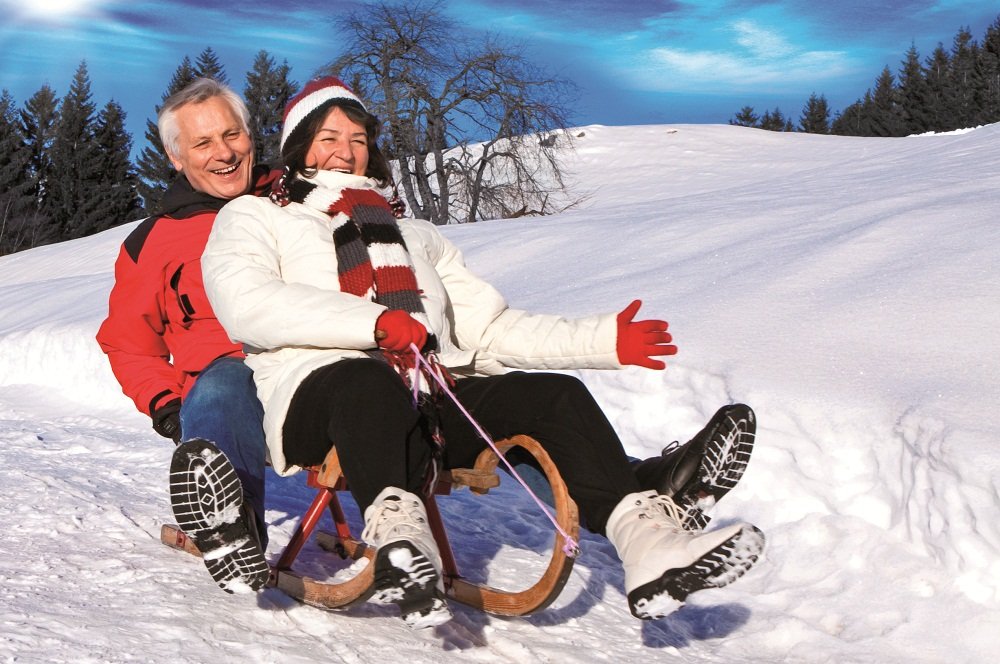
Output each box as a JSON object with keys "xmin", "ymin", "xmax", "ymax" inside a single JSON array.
[{"xmin": 202, "ymin": 170, "xmax": 621, "ymax": 475}]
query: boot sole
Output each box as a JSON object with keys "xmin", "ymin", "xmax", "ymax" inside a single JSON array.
[
  {"xmin": 372, "ymin": 541, "xmax": 452, "ymax": 628},
  {"xmin": 628, "ymin": 524, "xmax": 765, "ymax": 620},
  {"xmin": 675, "ymin": 404, "xmax": 756, "ymax": 530},
  {"xmin": 169, "ymin": 439, "xmax": 269, "ymax": 593}
]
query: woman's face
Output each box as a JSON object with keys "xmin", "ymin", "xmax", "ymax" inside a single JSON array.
[{"xmin": 306, "ymin": 106, "xmax": 370, "ymax": 176}]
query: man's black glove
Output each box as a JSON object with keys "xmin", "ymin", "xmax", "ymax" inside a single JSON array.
[{"xmin": 151, "ymin": 398, "xmax": 182, "ymax": 444}]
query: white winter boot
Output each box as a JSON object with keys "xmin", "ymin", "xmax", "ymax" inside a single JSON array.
[
  {"xmin": 362, "ymin": 487, "xmax": 452, "ymax": 628},
  {"xmin": 606, "ymin": 490, "xmax": 765, "ymax": 620}
]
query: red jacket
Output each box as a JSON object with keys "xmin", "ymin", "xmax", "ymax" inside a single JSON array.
[{"xmin": 96, "ymin": 168, "xmax": 275, "ymax": 417}]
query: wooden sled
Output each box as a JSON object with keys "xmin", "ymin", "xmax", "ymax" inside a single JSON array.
[{"xmin": 161, "ymin": 434, "xmax": 580, "ymax": 617}]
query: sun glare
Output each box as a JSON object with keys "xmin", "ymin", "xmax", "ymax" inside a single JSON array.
[{"xmin": 21, "ymin": 0, "xmax": 96, "ymax": 20}]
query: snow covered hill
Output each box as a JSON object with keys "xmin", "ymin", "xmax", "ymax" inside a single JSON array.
[{"xmin": 1, "ymin": 123, "xmax": 998, "ymax": 663}]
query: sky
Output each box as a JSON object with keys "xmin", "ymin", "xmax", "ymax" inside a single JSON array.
[
  {"xmin": 1, "ymin": 0, "xmax": 997, "ymax": 156},
  {"xmin": 1, "ymin": 120, "xmax": 999, "ymax": 662}
]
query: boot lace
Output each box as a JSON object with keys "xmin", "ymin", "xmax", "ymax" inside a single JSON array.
[
  {"xmin": 362, "ymin": 495, "xmax": 428, "ymax": 546},
  {"xmin": 637, "ymin": 492, "xmax": 688, "ymax": 532}
]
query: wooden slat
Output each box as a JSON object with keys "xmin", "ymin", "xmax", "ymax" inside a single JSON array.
[{"xmin": 160, "ymin": 524, "xmax": 202, "ymax": 557}]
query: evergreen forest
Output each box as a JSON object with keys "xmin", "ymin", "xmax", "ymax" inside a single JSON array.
[
  {"xmin": 2, "ymin": 16, "xmax": 999, "ymax": 256},
  {"xmin": 0, "ymin": 48, "xmax": 297, "ymax": 256},
  {"xmin": 730, "ymin": 19, "xmax": 1000, "ymax": 135}
]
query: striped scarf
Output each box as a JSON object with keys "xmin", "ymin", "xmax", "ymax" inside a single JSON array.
[{"xmin": 273, "ymin": 172, "xmax": 438, "ymax": 355}]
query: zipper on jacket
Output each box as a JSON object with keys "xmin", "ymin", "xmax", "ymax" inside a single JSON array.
[{"xmin": 169, "ymin": 265, "xmax": 195, "ymax": 323}]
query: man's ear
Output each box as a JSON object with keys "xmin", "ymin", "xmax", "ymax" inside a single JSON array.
[{"xmin": 167, "ymin": 152, "xmax": 183, "ymax": 172}]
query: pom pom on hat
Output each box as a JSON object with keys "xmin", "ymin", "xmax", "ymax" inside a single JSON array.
[{"xmin": 280, "ymin": 76, "xmax": 366, "ymax": 154}]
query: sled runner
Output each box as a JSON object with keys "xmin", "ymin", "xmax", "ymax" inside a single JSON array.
[{"xmin": 161, "ymin": 434, "xmax": 580, "ymax": 616}]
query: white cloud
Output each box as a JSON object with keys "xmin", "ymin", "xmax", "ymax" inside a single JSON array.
[
  {"xmin": 638, "ymin": 45, "xmax": 853, "ymax": 93},
  {"xmin": 732, "ymin": 19, "xmax": 795, "ymax": 59},
  {"xmin": 626, "ymin": 17, "xmax": 855, "ymax": 94},
  {"xmin": 646, "ymin": 48, "xmax": 745, "ymax": 80}
]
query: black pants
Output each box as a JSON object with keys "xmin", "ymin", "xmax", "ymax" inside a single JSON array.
[{"xmin": 282, "ymin": 358, "xmax": 640, "ymax": 534}]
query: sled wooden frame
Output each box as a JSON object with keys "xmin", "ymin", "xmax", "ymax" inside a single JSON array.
[{"xmin": 160, "ymin": 434, "xmax": 580, "ymax": 617}]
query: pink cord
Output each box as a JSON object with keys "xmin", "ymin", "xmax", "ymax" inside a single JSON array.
[{"xmin": 410, "ymin": 345, "xmax": 581, "ymax": 558}]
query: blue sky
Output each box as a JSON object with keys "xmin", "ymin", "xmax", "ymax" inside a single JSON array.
[{"xmin": 1, "ymin": 0, "xmax": 997, "ymax": 156}]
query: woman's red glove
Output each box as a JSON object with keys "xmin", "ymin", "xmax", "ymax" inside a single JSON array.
[
  {"xmin": 375, "ymin": 310, "xmax": 427, "ymax": 352},
  {"xmin": 615, "ymin": 299, "xmax": 677, "ymax": 370}
]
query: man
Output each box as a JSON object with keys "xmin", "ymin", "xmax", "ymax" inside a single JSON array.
[{"xmin": 97, "ymin": 78, "xmax": 272, "ymax": 592}]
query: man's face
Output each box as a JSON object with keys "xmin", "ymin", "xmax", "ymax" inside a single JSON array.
[{"xmin": 167, "ymin": 96, "xmax": 254, "ymax": 200}]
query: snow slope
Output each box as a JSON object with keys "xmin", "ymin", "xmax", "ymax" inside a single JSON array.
[{"xmin": 1, "ymin": 123, "xmax": 998, "ymax": 663}]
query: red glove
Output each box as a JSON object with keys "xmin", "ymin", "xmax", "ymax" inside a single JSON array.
[
  {"xmin": 375, "ymin": 310, "xmax": 427, "ymax": 353},
  {"xmin": 616, "ymin": 299, "xmax": 677, "ymax": 370}
]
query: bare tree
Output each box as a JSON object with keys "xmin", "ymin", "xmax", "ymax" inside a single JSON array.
[
  {"xmin": 327, "ymin": 1, "xmax": 577, "ymax": 224},
  {"xmin": 0, "ymin": 203, "xmax": 55, "ymax": 255}
]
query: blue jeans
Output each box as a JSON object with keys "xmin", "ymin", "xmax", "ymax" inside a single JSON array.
[{"xmin": 180, "ymin": 356, "xmax": 268, "ymax": 546}]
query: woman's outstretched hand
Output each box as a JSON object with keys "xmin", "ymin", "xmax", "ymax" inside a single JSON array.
[
  {"xmin": 375, "ymin": 310, "xmax": 428, "ymax": 353},
  {"xmin": 615, "ymin": 299, "xmax": 678, "ymax": 370}
]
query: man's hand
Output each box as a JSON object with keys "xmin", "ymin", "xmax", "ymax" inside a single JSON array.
[
  {"xmin": 152, "ymin": 398, "xmax": 182, "ymax": 444},
  {"xmin": 616, "ymin": 299, "xmax": 678, "ymax": 370}
]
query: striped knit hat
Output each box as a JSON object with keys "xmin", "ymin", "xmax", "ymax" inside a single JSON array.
[{"xmin": 280, "ymin": 77, "xmax": 366, "ymax": 154}]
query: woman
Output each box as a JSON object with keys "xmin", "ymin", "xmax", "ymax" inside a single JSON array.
[{"xmin": 202, "ymin": 77, "xmax": 763, "ymax": 628}]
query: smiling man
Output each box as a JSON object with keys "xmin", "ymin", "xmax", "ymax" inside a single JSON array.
[
  {"xmin": 162, "ymin": 92, "xmax": 256, "ymax": 199},
  {"xmin": 97, "ymin": 78, "xmax": 275, "ymax": 592}
]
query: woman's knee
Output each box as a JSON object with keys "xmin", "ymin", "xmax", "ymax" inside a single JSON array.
[
  {"xmin": 334, "ymin": 358, "xmax": 408, "ymax": 393},
  {"xmin": 300, "ymin": 358, "xmax": 416, "ymax": 422},
  {"xmin": 505, "ymin": 371, "xmax": 592, "ymax": 403}
]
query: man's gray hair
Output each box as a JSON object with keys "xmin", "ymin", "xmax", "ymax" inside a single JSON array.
[{"xmin": 158, "ymin": 78, "xmax": 251, "ymax": 157}]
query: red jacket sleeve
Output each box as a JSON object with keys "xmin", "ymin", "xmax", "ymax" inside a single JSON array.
[{"xmin": 96, "ymin": 241, "xmax": 182, "ymax": 416}]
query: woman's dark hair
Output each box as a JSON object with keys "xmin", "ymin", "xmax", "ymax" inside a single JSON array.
[{"xmin": 280, "ymin": 100, "xmax": 391, "ymax": 187}]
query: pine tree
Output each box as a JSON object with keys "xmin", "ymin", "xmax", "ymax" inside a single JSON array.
[
  {"xmin": 19, "ymin": 84, "xmax": 59, "ymax": 211},
  {"xmin": 798, "ymin": 93, "xmax": 830, "ymax": 133},
  {"xmin": 135, "ymin": 56, "xmax": 197, "ymax": 213},
  {"xmin": 947, "ymin": 27, "xmax": 981, "ymax": 129},
  {"xmin": 831, "ymin": 99, "xmax": 866, "ymax": 136},
  {"xmin": 859, "ymin": 90, "xmax": 880, "ymax": 136},
  {"xmin": 0, "ymin": 91, "xmax": 32, "ymax": 208},
  {"xmin": 46, "ymin": 61, "xmax": 104, "ymax": 241},
  {"xmin": 729, "ymin": 106, "xmax": 759, "ymax": 127},
  {"xmin": 91, "ymin": 101, "xmax": 143, "ymax": 232},
  {"xmin": 979, "ymin": 16, "xmax": 1000, "ymax": 124},
  {"xmin": 244, "ymin": 50, "xmax": 299, "ymax": 166},
  {"xmin": 924, "ymin": 44, "xmax": 951, "ymax": 130},
  {"xmin": 758, "ymin": 107, "xmax": 792, "ymax": 131},
  {"xmin": 898, "ymin": 44, "xmax": 932, "ymax": 134},
  {"xmin": 0, "ymin": 90, "xmax": 45, "ymax": 255},
  {"xmin": 194, "ymin": 46, "xmax": 228, "ymax": 83},
  {"xmin": 868, "ymin": 66, "xmax": 906, "ymax": 136}
]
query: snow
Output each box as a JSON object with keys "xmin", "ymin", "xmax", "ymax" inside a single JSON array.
[{"xmin": 1, "ymin": 123, "xmax": 999, "ymax": 662}]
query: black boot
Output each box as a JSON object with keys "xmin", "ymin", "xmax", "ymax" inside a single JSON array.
[
  {"xmin": 169, "ymin": 439, "xmax": 270, "ymax": 593},
  {"xmin": 631, "ymin": 437, "xmax": 704, "ymax": 497},
  {"xmin": 630, "ymin": 404, "xmax": 756, "ymax": 530}
]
